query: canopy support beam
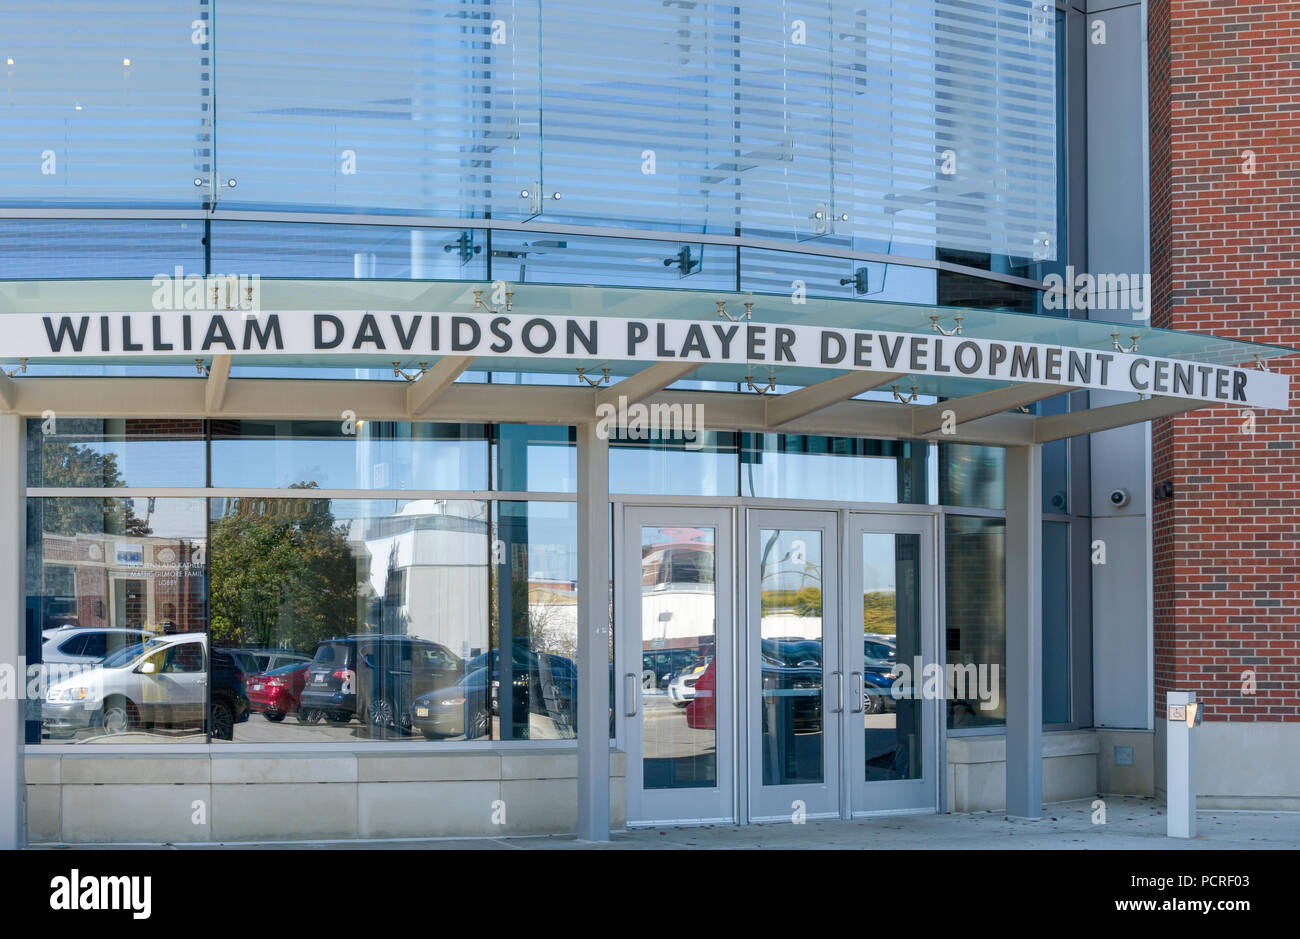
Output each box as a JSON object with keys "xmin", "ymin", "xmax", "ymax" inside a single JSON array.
[
  {"xmin": 204, "ymin": 355, "xmax": 233, "ymax": 413},
  {"xmin": 1032, "ymin": 395, "xmax": 1206, "ymax": 442},
  {"xmin": 764, "ymin": 370, "xmax": 904, "ymax": 426},
  {"xmin": 912, "ymin": 383, "xmax": 1065, "ymax": 436},
  {"xmin": 406, "ymin": 355, "xmax": 475, "ymax": 416},
  {"xmin": 595, "ymin": 361, "xmax": 699, "ymax": 410},
  {"xmin": 6, "ymin": 376, "xmax": 1238, "ymax": 448}
]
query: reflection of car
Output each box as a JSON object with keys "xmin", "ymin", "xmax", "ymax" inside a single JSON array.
[
  {"xmin": 297, "ymin": 638, "xmax": 361, "ymax": 726},
  {"xmin": 761, "ymin": 639, "xmax": 822, "ymax": 732},
  {"xmin": 410, "ymin": 666, "xmax": 493, "ymax": 739},
  {"xmin": 42, "ymin": 633, "xmax": 249, "ymax": 740},
  {"xmin": 687, "ymin": 641, "xmax": 822, "ymax": 730},
  {"xmin": 861, "ymin": 668, "xmax": 896, "ymax": 714},
  {"xmin": 227, "ymin": 648, "xmax": 312, "ymax": 678},
  {"xmin": 358, "ymin": 636, "xmax": 465, "ymax": 733},
  {"xmin": 683, "ymin": 639, "xmax": 902, "ymax": 727},
  {"xmin": 248, "ymin": 662, "xmax": 309, "ymax": 722},
  {"xmin": 411, "ymin": 646, "xmax": 579, "ymax": 739},
  {"xmin": 685, "ymin": 659, "xmax": 716, "ymax": 729},
  {"xmin": 863, "ymin": 637, "xmax": 896, "ymax": 669},
  {"xmin": 209, "ymin": 647, "xmax": 252, "ymax": 739},
  {"xmin": 471, "ymin": 646, "xmax": 577, "ymax": 724},
  {"xmin": 40, "ymin": 627, "xmax": 149, "ymax": 675},
  {"xmin": 667, "ymin": 661, "xmax": 708, "ymax": 707},
  {"xmin": 298, "ymin": 635, "xmax": 466, "ymax": 733},
  {"xmin": 862, "ymin": 637, "xmax": 898, "ymax": 714},
  {"xmin": 642, "ymin": 649, "xmax": 703, "ymax": 691}
]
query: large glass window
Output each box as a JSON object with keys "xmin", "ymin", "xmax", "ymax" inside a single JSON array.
[
  {"xmin": 1, "ymin": 1, "xmax": 1057, "ymax": 258},
  {"xmin": 0, "ymin": 220, "xmax": 204, "ymax": 279},
  {"xmin": 1043, "ymin": 521, "xmax": 1071, "ymax": 725},
  {"xmin": 25, "ymin": 497, "xmax": 208, "ymax": 744},
  {"xmin": 208, "ymin": 497, "xmax": 490, "ymax": 742},
  {"xmin": 610, "ymin": 431, "xmax": 739, "ymax": 497},
  {"xmin": 491, "ymin": 232, "xmax": 736, "ymax": 291},
  {"xmin": 935, "ymin": 269, "xmax": 1038, "ymax": 313},
  {"xmin": 211, "ymin": 420, "xmax": 488, "ymax": 490},
  {"xmin": 740, "ymin": 247, "xmax": 938, "ymax": 305},
  {"xmin": 938, "ymin": 444, "xmax": 1006, "ymax": 511},
  {"xmin": 493, "ymin": 424, "xmax": 576, "ymax": 493},
  {"xmin": 27, "ymin": 418, "xmax": 206, "ymax": 489},
  {"xmin": 0, "ymin": 2, "xmax": 207, "ymax": 210},
  {"xmin": 493, "ymin": 501, "xmax": 579, "ymax": 740},
  {"xmin": 741, "ymin": 434, "xmax": 927, "ymax": 504},
  {"xmin": 209, "ymin": 221, "xmax": 489, "ymax": 281},
  {"xmin": 24, "ymin": 415, "xmax": 1079, "ymax": 750},
  {"xmin": 944, "ymin": 515, "xmax": 1006, "ymax": 729}
]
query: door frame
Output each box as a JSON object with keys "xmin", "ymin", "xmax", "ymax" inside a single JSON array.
[
  {"xmin": 620, "ymin": 504, "xmax": 737, "ymax": 826},
  {"xmin": 743, "ymin": 508, "xmax": 842, "ymax": 823},
  {"xmin": 841, "ymin": 511, "xmax": 941, "ymax": 816},
  {"xmin": 110, "ymin": 575, "xmax": 149, "ymax": 629},
  {"xmin": 615, "ymin": 498, "xmax": 942, "ymax": 828}
]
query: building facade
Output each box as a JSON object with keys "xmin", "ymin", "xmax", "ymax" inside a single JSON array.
[
  {"xmin": 0, "ymin": 0, "xmax": 1293, "ymax": 846},
  {"xmin": 1148, "ymin": 0, "xmax": 1300, "ymax": 807}
]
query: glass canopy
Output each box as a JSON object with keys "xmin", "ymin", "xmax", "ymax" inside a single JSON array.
[{"xmin": 0, "ymin": 280, "xmax": 1294, "ymax": 388}]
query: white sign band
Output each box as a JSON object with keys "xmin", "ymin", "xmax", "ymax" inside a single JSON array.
[{"xmin": 9, "ymin": 309, "xmax": 1290, "ymax": 410}]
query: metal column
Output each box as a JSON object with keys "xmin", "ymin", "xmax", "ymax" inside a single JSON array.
[
  {"xmin": 1166, "ymin": 691, "xmax": 1198, "ymax": 838},
  {"xmin": 575, "ymin": 423, "xmax": 610, "ymax": 841},
  {"xmin": 0, "ymin": 413, "xmax": 26, "ymax": 848},
  {"xmin": 1005, "ymin": 444, "xmax": 1043, "ymax": 819}
]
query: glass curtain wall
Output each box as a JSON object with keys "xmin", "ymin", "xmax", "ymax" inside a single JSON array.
[
  {"xmin": 24, "ymin": 421, "xmax": 578, "ymax": 745},
  {"xmin": 0, "ymin": 0, "xmax": 1058, "ymax": 262},
  {"xmin": 25, "ymin": 420, "xmax": 1080, "ymax": 745}
]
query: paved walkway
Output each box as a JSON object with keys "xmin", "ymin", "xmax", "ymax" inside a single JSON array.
[{"xmin": 37, "ymin": 797, "xmax": 1300, "ymax": 849}]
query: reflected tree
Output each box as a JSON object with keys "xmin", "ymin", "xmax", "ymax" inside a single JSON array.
[
  {"xmin": 37, "ymin": 442, "xmax": 151, "ymax": 536},
  {"xmin": 209, "ymin": 486, "xmax": 357, "ymax": 651},
  {"xmin": 863, "ymin": 590, "xmax": 897, "ymax": 634}
]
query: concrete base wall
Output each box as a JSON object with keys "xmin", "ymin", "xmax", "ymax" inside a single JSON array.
[
  {"xmin": 26, "ymin": 749, "xmax": 628, "ymax": 844},
  {"xmin": 946, "ymin": 730, "xmax": 1100, "ymax": 813},
  {"xmin": 1095, "ymin": 728, "xmax": 1156, "ymax": 797},
  {"xmin": 1154, "ymin": 721, "xmax": 1300, "ymax": 811}
]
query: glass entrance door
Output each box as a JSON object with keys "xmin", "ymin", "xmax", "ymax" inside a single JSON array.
[
  {"xmin": 746, "ymin": 510, "xmax": 840, "ymax": 821},
  {"xmin": 844, "ymin": 514, "xmax": 938, "ymax": 814},
  {"xmin": 623, "ymin": 506, "xmax": 734, "ymax": 825}
]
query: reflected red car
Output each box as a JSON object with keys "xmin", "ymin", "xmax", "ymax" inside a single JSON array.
[
  {"xmin": 684, "ymin": 660, "xmax": 715, "ymax": 729},
  {"xmin": 247, "ymin": 662, "xmax": 309, "ymax": 722}
]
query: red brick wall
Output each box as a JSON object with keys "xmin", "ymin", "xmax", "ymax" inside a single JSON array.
[{"xmin": 1149, "ymin": 0, "xmax": 1300, "ymax": 722}]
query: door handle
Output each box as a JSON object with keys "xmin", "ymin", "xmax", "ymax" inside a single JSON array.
[
  {"xmin": 624, "ymin": 672, "xmax": 638, "ymax": 717},
  {"xmin": 830, "ymin": 670, "xmax": 843, "ymax": 713},
  {"xmin": 850, "ymin": 672, "xmax": 863, "ymax": 714}
]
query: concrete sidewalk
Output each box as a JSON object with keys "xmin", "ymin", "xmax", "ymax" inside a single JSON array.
[{"xmin": 34, "ymin": 796, "xmax": 1300, "ymax": 849}]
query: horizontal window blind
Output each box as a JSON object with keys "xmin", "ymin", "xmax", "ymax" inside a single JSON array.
[
  {"xmin": 0, "ymin": 0, "xmax": 210, "ymax": 208},
  {"xmin": 0, "ymin": 0, "xmax": 1057, "ymax": 260}
]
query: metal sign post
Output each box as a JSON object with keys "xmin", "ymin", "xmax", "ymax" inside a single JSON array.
[{"xmin": 1166, "ymin": 690, "xmax": 1202, "ymax": 838}]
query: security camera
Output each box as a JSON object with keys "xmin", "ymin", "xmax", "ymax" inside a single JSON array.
[{"xmin": 1109, "ymin": 487, "xmax": 1131, "ymax": 509}]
